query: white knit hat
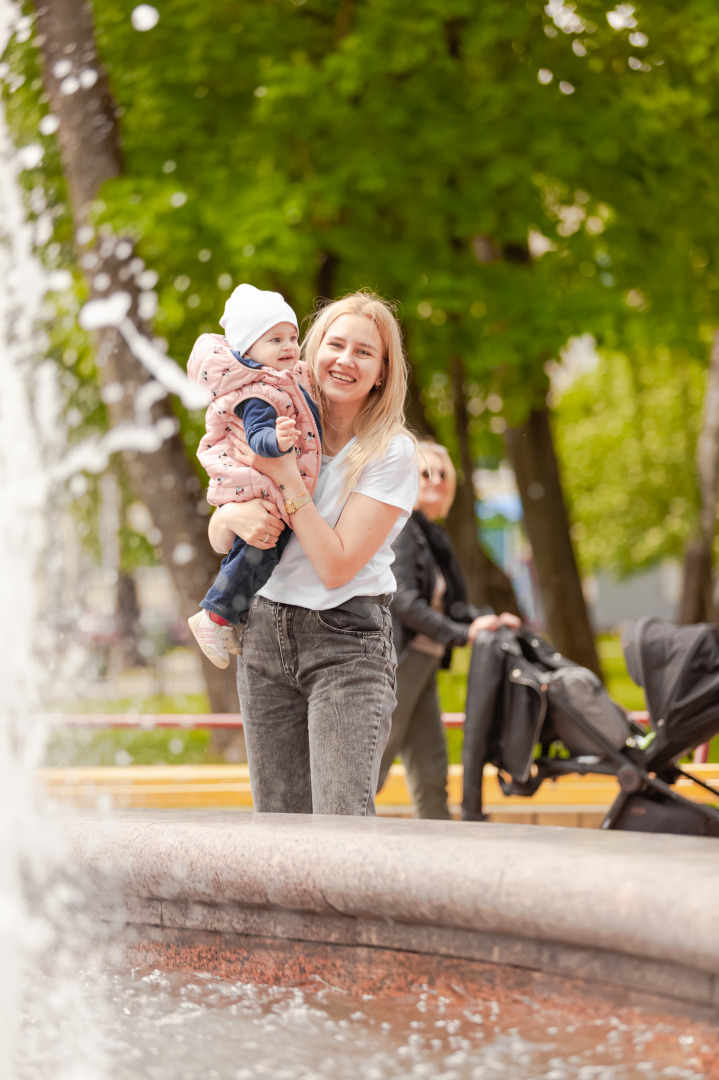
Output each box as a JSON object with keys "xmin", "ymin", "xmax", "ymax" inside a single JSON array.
[{"xmin": 219, "ymin": 283, "xmax": 298, "ymax": 356}]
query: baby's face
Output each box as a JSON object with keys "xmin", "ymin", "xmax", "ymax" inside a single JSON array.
[{"xmin": 245, "ymin": 322, "xmax": 300, "ymax": 370}]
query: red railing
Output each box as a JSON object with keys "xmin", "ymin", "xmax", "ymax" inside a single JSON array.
[
  {"xmin": 37, "ymin": 709, "xmax": 712, "ymax": 761},
  {"xmin": 36, "ymin": 710, "xmax": 652, "ymax": 728}
]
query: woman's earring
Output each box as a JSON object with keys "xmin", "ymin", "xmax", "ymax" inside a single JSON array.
[{"xmin": 375, "ymin": 380, "xmax": 382, "ymax": 389}]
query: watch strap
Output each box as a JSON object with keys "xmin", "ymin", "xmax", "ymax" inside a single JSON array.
[{"xmin": 285, "ymin": 489, "xmax": 311, "ymax": 514}]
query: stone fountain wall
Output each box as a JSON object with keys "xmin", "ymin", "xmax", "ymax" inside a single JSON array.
[{"xmin": 61, "ymin": 811, "xmax": 719, "ymax": 1019}]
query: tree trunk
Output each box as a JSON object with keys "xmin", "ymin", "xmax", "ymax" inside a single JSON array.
[
  {"xmin": 405, "ymin": 369, "xmax": 436, "ymax": 440},
  {"xmin": 315, "ymin": 251, "xmax": 338, "ymax": 304},
  {"xmin": 445, "ymin": 354, "xmax": 520, "ymax": 616},
  {"xmin": 680, "ymin": 328, "xmax": 719, "ymax": 624},
  {"xmin": 504, "ymin": 406, "xmax": 601, "ymax": 676},
  {"xmin": 400, "ymin": 325, "xmax": 437, "ymax": 439},
  {"xmin": 405, "ymin": 378, "xmax": 434, "ymax": 439},
  {"xmin": 680, "ymin": 542, "xmax": 713, "ymax": 625},
  {"xmin": 33, "ymin": 0, "xmax": 238, "ymax": 713},
  {"xmin": 115, "ymin": 571, "xmax": 145, "ymax": 669}
]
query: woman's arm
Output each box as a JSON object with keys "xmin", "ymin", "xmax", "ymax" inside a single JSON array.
[
  {"xmin": 392, "ymin": 525, "xmax": 522, "ymax": 643},
  {"xmin": 227, "ymin": 424, "xmax": 401, "ymax": 588},
  {"xmin": 292, "ymin": 491, "xmax": 402, "ymax": 589},
  {"xmin": 208, "ymin": 500, "xmax": 284, "ymax": 554},
  {"xmin": 391, "ymin": 524, "xmax": 474, "ymax": 647}
]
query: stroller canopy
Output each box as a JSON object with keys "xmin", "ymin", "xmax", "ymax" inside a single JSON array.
[{"xmin": 622, "ymin": 616, "xmax": 719, "ymax": 766}]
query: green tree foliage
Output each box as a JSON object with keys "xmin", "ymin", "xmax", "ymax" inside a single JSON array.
[
  {"xmin": 554, "ymin": 346, "xmax": 705, "ymax": 575},
  {"xmin": 5, "ymin": 0, "xmax": 719, "ymax": 592},
  {"xmin": 78, "ymin": 0, "xmax": 623, "ymax": 438},
  {"xmin": 542, "ymin": 2, "xmax": 719, "ymax": 581}
]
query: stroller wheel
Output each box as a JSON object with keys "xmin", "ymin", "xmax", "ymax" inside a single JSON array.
[{"xmin": 617, "ymin": 765, "xmax": 641, "ymax": 793}]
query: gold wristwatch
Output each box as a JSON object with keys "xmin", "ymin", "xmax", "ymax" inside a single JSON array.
[{"xmin": 284, "ymin": 489, "xmax": 312, "ymax": 515}]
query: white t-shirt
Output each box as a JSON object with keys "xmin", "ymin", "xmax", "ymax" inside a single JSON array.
[{"xmin": 259, "ymin": 433, "xmax": 418, "ymax": 610}]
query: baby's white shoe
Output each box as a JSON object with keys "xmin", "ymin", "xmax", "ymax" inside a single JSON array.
[{"xmin": 188, "ymin": 610, "xmax": 232, "ymax": 669}]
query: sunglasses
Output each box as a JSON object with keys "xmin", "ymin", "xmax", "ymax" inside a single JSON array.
[{"xmin": 421, "ymin": 468, "xmax": 446, "ymax": 481}]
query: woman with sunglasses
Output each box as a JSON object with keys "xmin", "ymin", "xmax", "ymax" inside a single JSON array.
[{"xmin": 376, "ymin": 442, "xmax": 520, "ymax": 819}]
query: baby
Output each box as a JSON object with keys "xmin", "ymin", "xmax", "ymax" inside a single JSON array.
[{"xmin": 187, "ymin": 284, "xmax": 322, "ymax": 668}]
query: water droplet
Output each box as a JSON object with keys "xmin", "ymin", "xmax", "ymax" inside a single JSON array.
[
  {"xmin": 17, "ymin": 143, "xmax": 44, "ymax": 169},
  {"xmin": 39, "ymin": 114, "xmax": 60, "ymax": 136},
  {"xmin": 53, "ymin": 58, "xmax": 72, "ymax": 78},
  {"xmin": 172, "ymin": 542, "xmax": 194, "ymax": 565},
  {"xmin": 137, "ymin": 269, "xmax": 159, "ymax": 290},
  {"xmin": 59, "ymin": 75, "xmax": 80, "ymax": 96},
  {"xmin": 92, "ymin": 272, "xmax": 112, "ymax": 293},
  {"xmin": 131, "ymin": 5, "xmax": 160, "ymax": 31}
]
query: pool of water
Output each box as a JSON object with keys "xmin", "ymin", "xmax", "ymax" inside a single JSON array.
[{"xmin": 15, "ymin": 967, "xmax": 715, "ymax": 1080}]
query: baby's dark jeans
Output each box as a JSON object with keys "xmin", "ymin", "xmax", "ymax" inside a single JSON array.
[{"xmin": 200, "ymin": 530, "xmax": 292, "ymax": 625}]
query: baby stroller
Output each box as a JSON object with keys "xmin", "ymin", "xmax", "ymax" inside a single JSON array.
[{"xmin": 461, "ymin": 617, "xmax": 719, "ymax": 836}]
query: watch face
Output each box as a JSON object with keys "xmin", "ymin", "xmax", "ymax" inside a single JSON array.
[{"xmin": 287, "ymin": 491, "xmax": 309, "ymax": 513}]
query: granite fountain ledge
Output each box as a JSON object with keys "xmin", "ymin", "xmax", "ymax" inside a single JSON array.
[{"xmin": 63, "ymin": 811, "xmax": 719, "ymax": 1013}]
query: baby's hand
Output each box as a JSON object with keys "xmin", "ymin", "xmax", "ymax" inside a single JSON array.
[{"xmin": 276, "ymin": 416, "xmax": 299, "ymax": 453}]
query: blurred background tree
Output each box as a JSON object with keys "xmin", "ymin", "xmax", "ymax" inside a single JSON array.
[{"xmin": 3, "ymin": 0, "xmax": 719, "ymax": 698}]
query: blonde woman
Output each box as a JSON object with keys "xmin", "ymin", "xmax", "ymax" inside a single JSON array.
[
  {"xmin": 208, "ymin": 292, "xmax": 417, "ymax": 816},
  {"xmin": 376, "ymin": 443, "xmax": 520, "ymax": 819}
]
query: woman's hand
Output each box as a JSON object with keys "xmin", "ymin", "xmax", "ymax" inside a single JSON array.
[
  {"xmin": 467, "ymin": 611, "xmax": 521, "ymax": 643},
  {"xmin": 208, "ymin": 500, "xmax": 285, "ymax": 554},
  {"xmin": 226, "ymin": 416, "xmax": 303, "ymax": 492}
]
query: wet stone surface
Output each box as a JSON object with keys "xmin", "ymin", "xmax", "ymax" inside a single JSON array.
[{"xmin": 16, "ymin": 966, "xmax": 719, "ymax": 1080}]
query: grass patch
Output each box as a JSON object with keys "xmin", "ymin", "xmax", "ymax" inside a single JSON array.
[
  {"xmin": 437, "ymin": 646, "xmax": 470, "ymax": 766},
  {"xmin": 48, "ymin": 633, "xmax": 718, "ymax": 768},
  {"xmin": 43, "ymin": 727, "xmax": 221, "ymax": 767},
  {"xmin": 597, "ymin": 635, "xmax": 647, "ymax": 712},
  {"xmin": 42, "ymin": 692, "xmax": 221, "ymax": 766}
]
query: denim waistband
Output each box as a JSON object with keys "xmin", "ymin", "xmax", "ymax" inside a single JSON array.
[
  {"xmin": 334, "ymin": 594, "xmax": 392, "ymax": 616},
  {"xmin": 256, "ymin": 593, "xmax": 392, "ymax": 615}
]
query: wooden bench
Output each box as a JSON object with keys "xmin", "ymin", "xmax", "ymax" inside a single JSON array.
[{"xmin": 36, "ymin": 760, "xmax": 719, "ymax": 821}]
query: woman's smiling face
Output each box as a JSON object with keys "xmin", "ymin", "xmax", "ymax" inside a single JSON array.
[{"xmin": 315, "ymin": 313, "xmax": 384, "ymax": 413}]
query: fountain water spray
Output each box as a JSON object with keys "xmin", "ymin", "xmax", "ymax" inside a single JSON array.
[
  {"xmin": 0, "ymin": 1, "xmax": 53, "ymax": 1066},
  {"xmin": 0, "ymin": 2, "xmax": 212, "ymax": 1069},
  {"xmin": 0, "ymin": 6, "xmax": 112, "ymax": 1076}
]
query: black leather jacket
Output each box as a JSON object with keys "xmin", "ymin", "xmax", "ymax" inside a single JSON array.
[{"xmin": 390, "ymin": 511, "xmax": 482, "ymax": 668}]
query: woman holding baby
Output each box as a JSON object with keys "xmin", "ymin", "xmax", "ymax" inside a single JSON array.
[{"xmin": 207, "ymin": 290, "xmax": 417, "ymax": 817}]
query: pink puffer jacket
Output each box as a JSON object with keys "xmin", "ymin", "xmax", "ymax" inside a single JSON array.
[{"xmin": 187, "ymin": 333, "xmax": 321, "ymax": 526}]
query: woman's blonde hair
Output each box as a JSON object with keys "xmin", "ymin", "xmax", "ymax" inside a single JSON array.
[
  {"xmin": 416, "ymin": 441, "xmax": 457, "ymax": 520},
  {"xmin": 302, "ymin": 290, "xmax": 415, "ymax": 494}
]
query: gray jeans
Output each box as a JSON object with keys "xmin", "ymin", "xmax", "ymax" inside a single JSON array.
[
  {"xmin": 377, "ymin": 648, "xmax": 451, "ymax": 819},
  {"xmin": 236, "ymin": 595, "xmax": 396, "ymax": 815}
]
